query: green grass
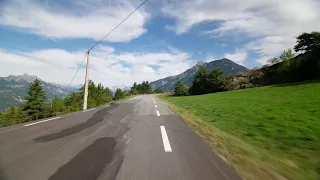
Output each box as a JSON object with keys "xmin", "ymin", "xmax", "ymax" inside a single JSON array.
[{"xmin": 160, "ymin": 81, "xmax": 320, "ymax": 180}]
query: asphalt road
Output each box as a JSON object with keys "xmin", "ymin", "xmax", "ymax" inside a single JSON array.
[{"xmin": 0, "ymin": 95, "xmax": 241, "ymax": 180}]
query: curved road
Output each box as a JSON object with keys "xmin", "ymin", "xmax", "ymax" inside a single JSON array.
[{"xmin": 0, "ymin": 95, "xmax": 241, "ymax": 180}]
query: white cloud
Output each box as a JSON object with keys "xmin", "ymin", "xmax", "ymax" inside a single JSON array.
[
  {"xmin": 0, "ymin": 0, "xmax": 149, "ymax": 42},
  {"xmin": 224, "ymin": 49, "xmax": 248, "ymax": 65},
  {"xmin": 162, "ymin": 0, "xmax": 320, "ymax": 64},
  {"xmin": 0, "ymin": 46, "xmax": 194, "ymax": 87},
  {"xmin": 256, "ymin": 56, "xmax": 272, "ymax": 65},
  {"xmin": 0, "ymin": 49, "xmax": 86, "ymax": 85},
  {"xmin": 220, "ymin": 43, "xmax": 228, "ymax": 48}
]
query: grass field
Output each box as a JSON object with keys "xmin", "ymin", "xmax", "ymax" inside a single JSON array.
[{"xmin": 160, "ymin": 81, "xmax": 320, "ymax": 180}]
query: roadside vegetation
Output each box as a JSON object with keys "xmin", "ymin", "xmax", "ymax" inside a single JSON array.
[
  {"xmin": 0, "ymin": 80, "xmax": 156, "ymax": 127},
  {"xmin": 171, "ymin": 31, "xmax": 320, "ymax": 96},
  {"xmin": 161, "ymin": 82, "xmax": 320, "ymax": 180},
  {"xmin": 163, "ymin": 31, "xmax": 320, "ymax": 180}
]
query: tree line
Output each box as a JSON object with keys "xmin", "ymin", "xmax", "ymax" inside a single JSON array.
[
  {"xmin": 0, "ymin": 79, "xmax": 163, "ymax": 127},
  {"xmin": 0, "ymin": 79, "xmax": 114, "ymax": 126},
  {"xmin": 173, "ymin": 67, "xmax": 228, "ymax": 96},
  {"xmin": 173, "ymin": 31, "xmax": 320, "ymax": 96},
  {"xmin": 113, "ymin": 81, "xmax": 163, "ymax": 100}
]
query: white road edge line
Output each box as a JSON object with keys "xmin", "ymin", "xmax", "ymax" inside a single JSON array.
[
  {"xmin": 24, "ymin": 117, "xmax": 61, "ymax": 127},
  {"xmin": 126, "ymin": 138, "xmax": 131, "ymax": 144},
  {"xmin": 208, "ymin": 156, "xmax": 230, "ymax": 180},
  {"xmin": 156, "ymin": 110, "xmax": 160, "ymax": 116},
  {"xmin": 160, "ymin": 126, "xmax": 172, "ymax": 152},
  {"xmin": 155, "ymin": 105, "xmax": 157, "ymax": 108},
  {"xmin": 83, "ymin": 108, "xmax": 96, "ymax": 112}
]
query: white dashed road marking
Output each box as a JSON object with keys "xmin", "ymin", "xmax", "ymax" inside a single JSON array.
[
  {"xmin": 156, "ymin": 111, "xmax": 160, "ymax": 116},
  {"xmin": 24, "ymin": 117, "xmax": 61, "ymax": 127},
  {"xmin": 155, "ymin": 105, "xmax": 157, "ymax": 108},
  {"xmin": 160, "ymin": 126, "xmax": 172, "ymax": 152}
]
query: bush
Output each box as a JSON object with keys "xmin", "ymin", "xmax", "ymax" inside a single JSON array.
[
  {"xmin": 189, "ymin": 67, "xmax": 228, "ymax": 95},
  {"xmin": 174, "ymin": 81, "xmax": 188, "ymax": 96},
  {"xmin": 113, "ymin": 88, "xmax": 126, "ymax": 100},
  {"xmin": 154, "ymin": 88, "xmax": 163, "ymax": 94}
]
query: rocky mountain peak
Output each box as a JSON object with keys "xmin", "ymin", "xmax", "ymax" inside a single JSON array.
[
  {"xmin": 195, "ymin": 61, "xmax": 204, "ymax": 66},
  {"xmin": 18, "ymin": 74, "xmax": 41, "ymax": 83},
  {"xmin": 2, "ymin": 74, "xmax": 41, "ymax": 83}
]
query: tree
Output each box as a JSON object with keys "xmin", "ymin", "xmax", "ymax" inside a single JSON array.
[
  {"xmin": 131, "ymin": 81, "xmax": 152, "ymax": 94},
  {"xmin": 294, "ymin": 32, "xmax": 320, "ymax": 53},
  {"xmin": 189, "ymin": 67, "xmax": 228, "ymax": 95},
  {"xmin": 24, "ymin": 79, "xmax": 47, "ymax": 120},
  {"xmin": 0, "ymin": 111, "xmax": 5, "ymax": 127},
  {"xmin": 16, "ymin": 106, "xmax": 28, "ymax": 123},
  {"xmin": 173, "ymin": 81, "xmax": 188, "ymax": 96},
  {"xmin": 189, "ymin": 67, "xmax": 208, "ymax": 95},
  {"xmin": 62, "ymin": 79, "xmax": 113, "ymax": 111},
  {"xmin": 279, "ymin": 49, "xmax": 295, "ymax": 62},
  {"xmin": 267, "ymin": 57, "xmax": 281, "ymax": 65},
  {"xmin": 100, "ymin": 87, "xmax": 113, "ymax": 104},
  {"xmin": 5, "ymin": 107, "xmax": 18, "ymax": 124},
  {"xmin": 206, "ymin": 68, "xmax": 227, "ymax": 93},
  {"xmin": 114, "ymin": 88, "xmax": 125, "ymax": 100},
  {"xmin": 154, "ymin": 88, "xmax": 163, "ymax": 94},
  {"xmin": 130, "ymin": 82, "xmax": 139, "ymax": 95},
  {"xmin": 52, "ymin": 96, "xmax": 65, "ymax": 113},
  {"xmin": 266, "ymin": 49, "xmax": 295, "ymax": 66},
  {"xmin": 64, "ymin": 91, "xmax": 83, "ymax": 112}
]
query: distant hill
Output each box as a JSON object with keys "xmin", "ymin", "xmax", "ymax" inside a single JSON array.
[
  {"xmin": 150, "ymin": 58, "xmax": 249, "ymax": 91},
  {"xmin": 0, "ymin": 74, "xmax": 78, "ymax": 110}
]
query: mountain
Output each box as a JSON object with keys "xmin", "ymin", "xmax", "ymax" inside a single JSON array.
[
  {"xmin": 150, "ymin": 58, "xmax": 249, "ymax": 91},
  {"xmin": 110, "ymin": 85, "xmax": 131, "ymax": 92},
  {"xmin": 0, "ymin": 74, "xmax": 78, "ymax": 110}
]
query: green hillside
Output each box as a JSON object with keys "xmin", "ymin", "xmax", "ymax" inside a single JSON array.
[{"xmin": 160, "ymin": 81, "xmax": 320, "ymax": 180}]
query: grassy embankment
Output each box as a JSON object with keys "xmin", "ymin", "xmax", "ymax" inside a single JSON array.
[{"xmin": 159, "ymin": 82, "xmax": 320, "ymax": 180}]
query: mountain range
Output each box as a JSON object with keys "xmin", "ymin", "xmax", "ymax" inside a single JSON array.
[
  {"xmin": 0, "ymin": 59, "xmax": 248, "ymax": 110},
  {"xmin": 150, "ymin": 58, "xmax": 249, "ymax": 91},
  {"xmin": 0, "ymin": 74, "xmax": 79, "ymax": 110}
]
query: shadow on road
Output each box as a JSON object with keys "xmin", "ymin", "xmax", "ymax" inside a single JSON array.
[
  {"xmin": 48, "ymin": 138, "xmax": 116, "ymax": 180},
  {"xmin": 34, "ymin": 104, "xmax": 119, "ymax": 142}
]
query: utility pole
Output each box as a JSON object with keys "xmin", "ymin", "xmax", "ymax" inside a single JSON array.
[{"xmin": 83, "ymin": 50, "xmax": 90, "ymax": 110}]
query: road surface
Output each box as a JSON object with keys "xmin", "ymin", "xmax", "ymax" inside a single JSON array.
[{"xmin": 0, "ymin": 95, "xmax": 241, "ymax": 180}]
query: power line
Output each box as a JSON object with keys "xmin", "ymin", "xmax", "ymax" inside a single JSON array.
[
  {"xmin": 64, "ymin": 51, "xmax": 88, "ymax": 91},
  {"xmin": 65, "ymin": 0, "xmax": 148, "ymax": 91},
  {"xmin": 89, "ymin": 0, "xmax": 148, "ymax": 51}
]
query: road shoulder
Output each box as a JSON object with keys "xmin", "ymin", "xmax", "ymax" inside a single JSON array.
[{"xmin": 158, "ymin": 95, "xmax": 289, "ymax": 180}]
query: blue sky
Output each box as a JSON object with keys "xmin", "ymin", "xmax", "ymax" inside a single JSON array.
[{"xmin": 0, "ymin": 0, "xmax": 319, "ymax": 87}]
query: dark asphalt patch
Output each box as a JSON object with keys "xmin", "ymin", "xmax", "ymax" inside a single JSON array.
[
  {"xmin": 48, "ymin": 138, "xmax": 115, "ymax": 180},
  {"xmin": 35, "ymin": 104, "xmax": 119, "ymax": 142}
]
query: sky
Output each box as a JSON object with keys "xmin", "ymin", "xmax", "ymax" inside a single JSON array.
[{"xmin": 0, "ymin": 0, "xmax": 320, "ymax": 87}]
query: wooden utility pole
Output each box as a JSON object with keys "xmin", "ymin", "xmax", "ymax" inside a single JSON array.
[{"xmin": 83, "ymin": 50, "xmax": 90, "ymax": 110}]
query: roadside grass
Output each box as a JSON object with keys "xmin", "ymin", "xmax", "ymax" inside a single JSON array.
[{"xmin": 159, "ymin": 81, "xmax": 320, "ymax": 180}]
